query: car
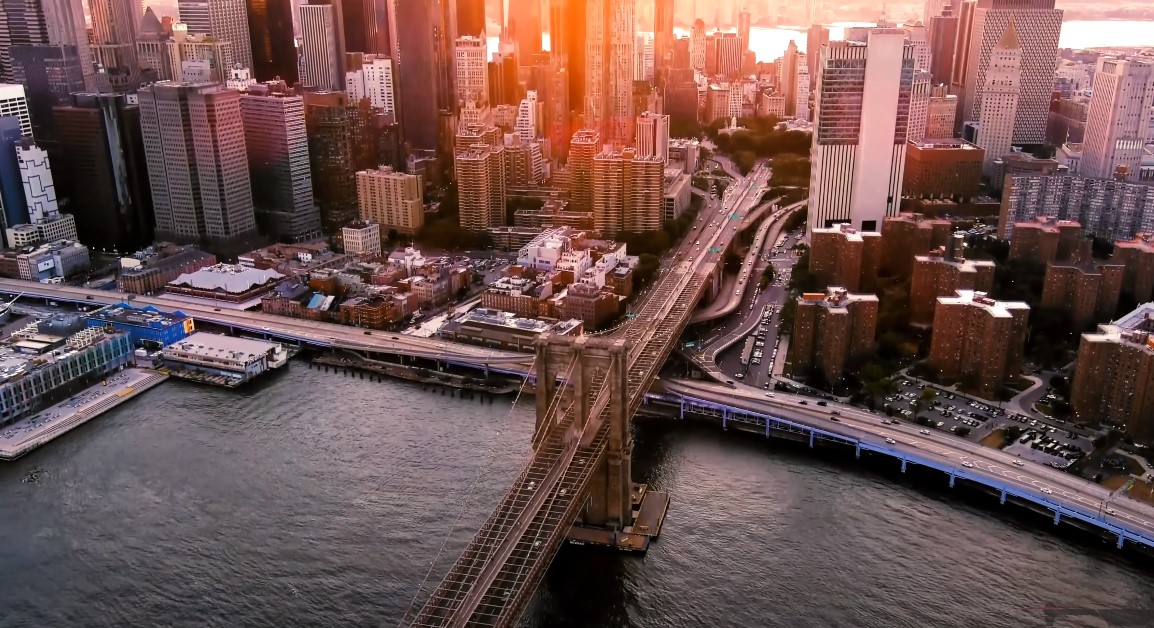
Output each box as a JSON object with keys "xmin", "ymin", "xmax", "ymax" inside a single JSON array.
[
  {"xmin": 262, "ymin": 326, "xmax": 269, "ymax": 331},
  {"xmin": 919, "ymin": 429, "xmax": 930, "ymax": 435},
  {"xmin": 764, "ymin": 392, "xmax": 775, "ymax": 398},
  {"xmin": 735, "ymin": 373, "xmax": 745, "ymax": 379},
  {"xmin": 798, "ymin": 400, "xmax": 808, "ymax": 405},
  {"xmin": 885, "ymin": 438, "xmax": 896, "ymax": 444},
  {"xmin": 695, "ymin": 240, "xmax": 701, "ymax": 245},
  {"xmin": 830, "ymin": 411, "xmax": 840, "ymax": 416},
  {"xmin": 214, "ymin": 308, "xmax": 221, "ymax": 312},
  {"xmin": 830, "ymin": 416, "xmax": 840, "ymax": 422},
  {"xmin": 816, "ymin": 401, "xmax": 828, "ymax": 406},
  {"xmin": 1106, "ymin": 508, "xmax": 1117, "ymax": 515},
  {"xmin": 1040, "ymin": 487, "xmax": 1053, "ymax": 494},
  {"xmin": 1012, "ymin": 460, "xmax": 1025, "ymax": 467},
  {"xmin": 962, "ymin": 461, "xmax": 974, "ymax": 468},
  {"xmin": 363, "ymin": 331, "xmax": 372, "ymax": 335}
]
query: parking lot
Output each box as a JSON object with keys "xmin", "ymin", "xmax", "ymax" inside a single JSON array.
[
  {"xmin": 881, "ymin": 378, "xmax": 1005, "ymax": 442},
  {"xmin": 1002, "ymin": 419, "xmax": 1093, "ymax": 469}
]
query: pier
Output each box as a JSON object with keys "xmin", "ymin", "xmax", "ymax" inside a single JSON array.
[{"xmin": 0, "ymin": 368, "xmax": 168, "ymax": 460}]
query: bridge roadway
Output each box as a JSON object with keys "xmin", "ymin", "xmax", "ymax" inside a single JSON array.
[
  {"xmin": 0, "ymin": 278, "xmax": 535, "ymax": 371},
  {"xmin": 405, "ymin": 164, "xmax": 775, "ymax": 627},
  {"xmin": 660, "ymin": 378, "xmax": 1154, "ymax": 548}
]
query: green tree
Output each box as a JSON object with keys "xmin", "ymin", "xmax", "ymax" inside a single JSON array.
[
  {"xmin": 955, "ymin": 426, "xmax": 972, "ymax": 437},
  {"xmin": 911, "ymin": 387, "xmax": 937, "ymax": 421}
]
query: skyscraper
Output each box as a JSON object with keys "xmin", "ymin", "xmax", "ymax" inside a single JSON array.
[
  {"xmin": 809, "ymin": 29, "xmax": 914, "ymax": 232},
  {"xmin": 455, "ymin": 144, "xmax": 506, "ymax": 231},
  {"xmin": 737, "ymin": 8, "xmax": 751, "ymax": 54},
  {"xmin": 137, "ymin": 82, "xmax": 257, "ymax": 252},
  {"xmin": 973, "ymin": 20, "xmax": 1020, "ymax": 176},
  {"xmin": 568, "ymin": 128, "xmax": 600, "ymax": 213},
  {"xmin": 239, "ymin": 82, "xmax": 322, "ymax": 242},
  {"xmin": 549, "ymin": 0, "xmax": 586, "ymax": 124},
  {"xmin": 89, "ymin": 0, "xmax": 140, "ymax": 89},
  {"xmin": 952, "ymin": 0, "xmax": 1062, "ymax": 144},
  {"xmin": 345, "ymin": 53, "xmax": 396, "ymax": 116},
  {"xmin": 585, "ymin": 0, "xmax": 636, "ymax": 147},
  {"xmin": 1081, "ymin": 58, "xmax": 1154, "ymax": 181},
  {"xmin": 41, "ymin": 0, "xmax": 94, "ymax": 89},
  {"xmin": 0, "ymin": 116, "xmax": 23, "ymax": 229},
  {"xmin": 356, "ymin": 166, "xmax": 424, "ymax": 235},
  {"xmin": 246, "ymin": 0, "xmax": 297, "ymax": 84},
  {"xmin": 0, "ymin": 84, "xmax": 29, "ymax": 136},
  {"xmin": 806, "ymin": 24, "xmax": 830, "ymax": 82},
  {"xmin": 908, "ymin": 71, "xmax": 932, "ymax": 143},
  {"xmin": 177, "ymin": 0, "xmax": 253, "ymax": 69},
  {"xmin": 50, "ymin": 92, "xmax": 153, "ymax": 253},
  {"xmin": 456, "ymin": 0, "xmax": 485, "ymax": 37},
  {"xmin": 926, "ymin": 83, "xmax": 958, "ymax": 137},
  {"xmin": 300, "ymin": 3, "xmax": 344, "ymax": 90},
  {"xmin": 654, "ymin": 0, "xmax": 674, "ymax": 75},
  {"xmin": 928, "ymin": 6, "xmax": 958, "ymax": 86},
  {"xmin": 387, "ymin": 0, "xmax": 441, "ymax": 152},
  {"xmin": 342, "ymin": 0, "xmax": 391, "ymax": 55},
  {"xmin": 689, "ymin": 18, "xmax": 706, "ymax": 72},
  {"xmin": 780, "ymin": 40, "xmax": 801, "ymax": 117},
  {"xmin": 711, "ymin": 32, "xmax": 743, "ymax": 79},
  {"xmin": 635, "ymin": 111, "xmax": 670, "ymax": 162},
  {"xmin": 592, "ymin": 147, "xmax": 663, "ymax": 236},
  {"xmin": 455, "ymin": 35, "xmax": 489, "ymax": 104},
  {"xmin": 509, "ymin": 0, "xmax": 542, "ymax": 64}
]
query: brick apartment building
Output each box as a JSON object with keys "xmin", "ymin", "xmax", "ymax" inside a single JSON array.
[
  {"xmin": 809, "ymin": 224, "xmax": 881, "ymax": 293},
  {"xmin": 927, "ymin": 290, "xmax": 1029, "ymax": 397},
  {"xmin": 787, "ymin": 287, "xmax": 878, "ymax": 384}
]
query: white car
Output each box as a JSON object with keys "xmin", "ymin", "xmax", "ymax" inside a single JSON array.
[
  {"xmin": 962, "ymin": 461, "xmax": 974, "ymax": 468},
  {"xmin": 1106, "ymin": 508, "xmax": 1117, "ymax": 515},
  {"xmin": 885, "ymin": 438, "xmax": 896, "ymax": 444},
  {"xmin": 1012, "ymin": 460, "xmax": 1025, "ymax": 467},
  {"xmin": 1040, "ymin": 487, "xmax": 1053, "ymax": 495},
  {"xmin": 919, "ymin": 429, "xmax": 930, "ymax": 435}
]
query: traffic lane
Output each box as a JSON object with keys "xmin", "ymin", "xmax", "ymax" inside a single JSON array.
[
  {"xmin": 668, "ymin": 380, "xmax": 1154, "ymax": 533},
  {"xmin": 700, "ymin": 384, "xmax": 1154, "ymax": 527}
]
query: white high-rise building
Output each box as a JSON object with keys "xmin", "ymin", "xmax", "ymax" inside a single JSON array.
[
  {"xmin": 795, "ymin": 60, "xmax": 811, "ymax": 122},
  {"xmin": 345, "ymin": 54, "xmax": 396, "ymax": 116},
  {"xmin": 454, "ymin": 36, "xmax": 489, "ymax": 104},
  {"xmin": 690, "ymin": 19, "xmax": 706, "ymax": 72},
  {"xmin": 15, "ymin": 142, "xmax": 57, "ymax": 223},
  {"xmin": 636, "ymin": 111, "xmax": 670, "ymax": 163},
  {"xmin": 780, "ymin": 40, "xmax": 801, "ymax": 118},
  {"xmin": 953, "ymin": 0, "xmax": 1062, "ymax": 144},
  {"xmin": 299, "ymin": 3, "xmax": 343, "ymax": 91},
  {"xmin": 515, "ymin": 91, "xmax": 540, "ymax": 142},
  {"xmin": 634, "ymin": 34, "xmax": 654, "ymax": 82},
  {"xmin": 903, "ymin": 21, "xmax": 931, "ymax": 72},
  {"xmin": 908, "ymin": 71, "xmax": 932, "ymax": 143},
  {"xmin": 924, "ymin": 0, "xmax": 950, "ymax": 22},
  {"xmin": 973, "ymin": 21, "xmax": 1021, "ymax": 176},
  {"xmin": 809, "ymin": 29, "xmax": 914, "ymax": 233},
  {"xmin": 1081, "ymin": 57, "xmax": 1154, "ymax": 181},
  {"xmin": 0, "ymin": 84, "xmax": 31, "ymax": 137},
  {"xmin": 586, "ymin": 0, "xmax": 636, "ymax": 147}
]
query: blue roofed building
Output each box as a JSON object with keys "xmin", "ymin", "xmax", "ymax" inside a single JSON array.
[{"xmin": 84, "ymin": 303, "xmax": 194, "ymax": 348}]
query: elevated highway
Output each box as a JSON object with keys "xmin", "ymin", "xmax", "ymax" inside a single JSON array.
[{"xmin": 660, "ymin": 378, "xmax": 1154, "ymax": 549}]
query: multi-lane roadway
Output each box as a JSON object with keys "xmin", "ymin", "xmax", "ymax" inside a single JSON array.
[{"xmin": 663, "ymin": 378, "xmax": 1154, "ymax": 545}]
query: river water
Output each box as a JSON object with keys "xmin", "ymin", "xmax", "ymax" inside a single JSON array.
[{"xmin": 1, "ymin": 365, "xmax": 1152, "ymax": 627}]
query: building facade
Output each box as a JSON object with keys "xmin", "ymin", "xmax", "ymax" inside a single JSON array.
[
  {"xmin": 809, "ymin": 30, "xmax": 914, "ymax": 233},
  {"xmin": 356, "ymin": 166, "xmax": 424, "ymax": 235},
  {"xmin": 910, "ymin": 234, "xmax": 996, "ymax": 326},
  {"xmin": 809, "ymin": 224, "xmax": 881, "ymax": 293},
  {"xmin": 787, "ymin": 287, "xmax": 879, "ymax": 384},
  {"xmin": 1079, "ymin": 58, "xmax": 1154, "ymax": 181},
  {"xmin": 928, "ymin": 290, "xmax": 1029, "ymax": 396},
  {"xmin": 903, "ymin": 138, "xmax": 984, "ymax": 200}
]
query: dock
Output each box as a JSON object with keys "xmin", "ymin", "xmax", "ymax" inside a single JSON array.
[
  {"xmin": 567, "ymin": 483, "xmax": 670, "ymax": 552},
  {"xmin": 0, "ymin": 367, "xmax": 168, "ymax": 460}
]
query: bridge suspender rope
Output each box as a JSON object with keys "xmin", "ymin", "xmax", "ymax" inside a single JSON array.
[{"xmin": 398, "ymin": 355, "xmax": 541, "ymax": 626}]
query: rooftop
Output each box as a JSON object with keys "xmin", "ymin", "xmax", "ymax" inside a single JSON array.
[
  {"xmin": 169, "ymin": 264, "xmax": 284, "ymax": 293},
  {"xmin": 86, "ymin": 303, "xmax": 190, "ymax": 328},
  {"xmin": 799, "ymin": 287, "xmax": 878, "ymax": 310},
  {"xmin": 812, "ymin": 223, "xmax": 881, "ymax": 241},
  {"xmin": 938, "ymin": 290, "xmax": 1028, "ymax": 318},
  {"xmin": 164, "ymin": 332, "xmax": 279, "ymax": 362}
]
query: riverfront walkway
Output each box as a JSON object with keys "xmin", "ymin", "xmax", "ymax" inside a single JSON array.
[{"xmin": 0, "ymin": 368, "xmax": 168, "ymax": 460}]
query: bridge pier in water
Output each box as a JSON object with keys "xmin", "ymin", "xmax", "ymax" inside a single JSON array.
[{"xmin": 535, "ymin": 334, "xmax": 669, "ymax": 551}]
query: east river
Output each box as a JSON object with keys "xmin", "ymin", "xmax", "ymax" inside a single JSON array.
[{"xmin": 1, "ymin": 365, "xmax": 1152, "ymax": 627}]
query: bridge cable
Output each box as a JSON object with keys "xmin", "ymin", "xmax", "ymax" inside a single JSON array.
[{"xmin": 397, "ymin": 354, "xmax": 538, "ymax": 625}]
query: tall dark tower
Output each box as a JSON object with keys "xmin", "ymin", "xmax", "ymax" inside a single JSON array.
[
  {"xmin": 549, "ymin": 0, "xmax": 585, "ymax": 119},
  {"xmin": 387, "ymin": 0, "xmax": 442, "ymax": 151},
  {"xmin": 456, "ymin": 0, "xmax": 486, "ymax": 37},
  {"xmin": 247, "ymin": 0, "xmax": 298, "ymax": 83},
  {"xmin": 509, "ymin": 0, "xmax": 541, "ymax": 65}
]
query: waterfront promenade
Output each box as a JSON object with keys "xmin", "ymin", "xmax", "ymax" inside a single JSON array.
[{"xmin": 0, "ymin": 368, "xmax": 168, "ymax": 460}]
